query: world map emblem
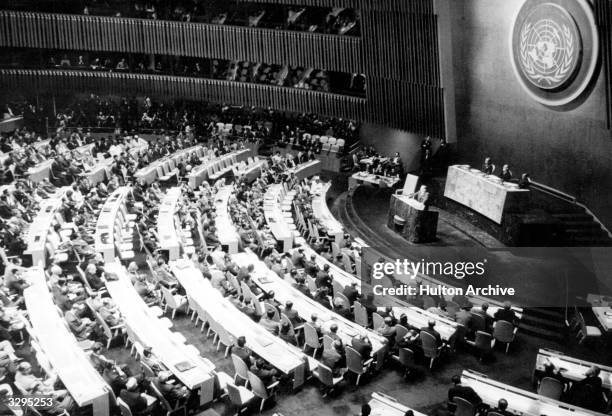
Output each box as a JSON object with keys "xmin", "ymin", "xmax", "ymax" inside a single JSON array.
[
  {"xmin": 518, "ymin": 4, "xmax": 580, "ymax": 89},
  {"xmin": 511, "ymin": 0, "xmax": 599, "ymax": 106}
]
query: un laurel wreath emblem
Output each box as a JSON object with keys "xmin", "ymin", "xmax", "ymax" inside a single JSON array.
[{"xmin": 510, "ymin": 0, "xmax": 599, "ymax": 106}]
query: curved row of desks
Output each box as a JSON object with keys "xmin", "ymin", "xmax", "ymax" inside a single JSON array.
[
  {"xmin": 157, "ymin": 186, "xmax": 184, "ymax": 260},
  {"xmin": 535, "ymin": 348, "xmax": 612, "ymax": 392},
  {"xmin": 461, "ymin": 369, "xmax": 607, "ymax": 416},
  {"xmin": 104, "ymin": 262, "xmax": 216, "ymax": 405},
  {"xmin": 24, "ymin": 186, "xmax": 70, "ymax": 267},
  {"xmin": 187, "ymin": 148, "xmax": 252, "ymax": 189},
  {"xmin": 23, "ymin": 267, "xmax": 110, "ymax": 415},
  {"xmin": 23, "ymin": 141, "xmax": 147, "ymax": 184},
  {"xmin": 311, "ymin": 181, "xmax": 344, "ymax": 243},
  {"xmin": 233, "ymin": 250, "xmax": 389, "ymax": 364},
  {"xmin": 368, "ymin": 392, "xmax": 425, "ymax": 416},
  {"xmin": 94, "ymin": 186, "xmax": 132, "ymax": 262},
  {"xmin": 169, "ymin": 259, "xmax": 315, "ymax": 388},
  {"xmin": 294, "ymin": 245, "xmax": 460, "ymax": 343},
  {"xmin": 135, "ymin": 145, "xmax": 204, "ymax": 184},
  {"xmin": 214, "ymin": 185, "xmax": 240, "ymax": 254}
]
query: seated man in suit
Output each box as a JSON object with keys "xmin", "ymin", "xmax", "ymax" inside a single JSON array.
[
  {"xmin": 325, "ymin": 323, "xmax": 342, "ymax": 343},
  {"xmin": 499, "ymin": 164, "xmax": 513, "ymax": 182},
  {"xmin": 250, "ymin": 358, "xmax": 279, "ymax": 386},
  {"xmin": 482, "ymin": 157, "xmax": 495, "ymax": 175},
  {"xmin": 448, "ymin": 375, "xmax": 483, "ymax": 410},
  {"xmin": 420, "ymin": 319, "xmax": 442, "ymax": 347},
  {"xmin": 342, "ymin": 282, "xmax": 360, "ymax": 305},
  {"xmin": 260, "ymin": 309, "xmax": 281, "ymax": 335},
  {"xmin": 283, "ymin": 301, "xmax": 302, "ymax": 326},
  {"xmin": 490, "ymin": 398, "xmax": 512, "ymax": 416},
  {"xmin": 472, "ymin": 303, "xmax": 494, "ymax": 333},
  {"xmin": 571, "ymin": 366, "xmax": 606, "ymax": 412},
  {"xmin": 333, "ymin": 298, "xmax": 353, "ymax": 319},
  {"xmin": 279, "ymin": 322, "xmax": 298, "ymax": 346},
  {"xmin": 150, "ymin": 371, "xmax": 189, "ymax": 409},
  {"xmin": 314, "ymin": 287, "xmax": 332, "ymax": 309},
  {"xmin": 120, "ymin": 377, "xmax": 157, "ymax": 415},
  {"xmin": 377, "ymin": 317, "xmax": 397, "ymax": 348},
  {"xmin": 493, "ymin": 301, "xmax": 518, "ymax": 327},
  {"xmin": 321, "ymin": 340, "xmax": 346, "ymax": 377},
  {"xmin": 292, "ymin": 275, "xmax": 313, "ymax": 298},
  {"xmin": 351, "ymin": 334, "xmax": 373, "ymax": 359},
  {"xmin": 231, "ymin": 336, "xmax": 253, "ymax": 367}
]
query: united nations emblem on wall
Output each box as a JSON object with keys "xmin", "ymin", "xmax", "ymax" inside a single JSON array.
[{"xmin": 511, "ymin": 0, "xmax": 599, "ymax": 106}]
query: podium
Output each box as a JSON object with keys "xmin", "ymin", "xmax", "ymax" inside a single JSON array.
[{"xmin": 388, "ymin": 193, "xmax": 438, "ymax": 243}]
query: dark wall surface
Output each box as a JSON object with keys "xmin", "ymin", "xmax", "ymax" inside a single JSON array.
[{"xmin": 450, "ymin": 0, "xmax": 612, "ymax": 228}]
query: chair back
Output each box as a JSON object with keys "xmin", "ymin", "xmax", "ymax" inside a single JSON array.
[
  {"xmin": 231, "ymin": 354, "xmax": 250, "ymax": 382},
  {"xmin": 226, "ymin": 382, "xmax": 248, "ymax": 406},
  {"xmin": 160, "ymin": 286, "xmax": 179, "ymax": 309},
  {"xmin": 372, "ymin": 313, "xmax": 385, "ymax": 330},
  {"xmin": 141, "ymin": 362, "xmax": 156, "ymax": 378},
  {"xmin": 116, "ymin": 398, "xmax": 133, "ymax": 416},
  {"xmin": 420, "ymin": 331, "xmax": 440, "ymax": 359},
  {"xmin": 341, "ymin": 254, "xmax": 352, "ymax": 272},
  {"xmin": 345, "ymin": 346, "xmax": 365, "ymax": 375},
  {"xmin": 470, "ymin": 312, "xmax": 486, "ymax": 332},
  {"xmin": 150, "ymin": 382, "xmax": 174, "ymax": 413},
  {"xmin": 422, "ymin": 295, "xmax": 436, "ymax": 309},
  {"xmin": 398, "ymin": 347, "xmax": 414, "ymax": 367},
  {"xmin": 332, "ymin": 279, "xmax": 344, "ymax": 297},
  {"xmin": 216, "ymin": 324, "xmax": 234, "ymax": 348},
  {"xmin": 474, "ymin": 331, "xmax": 493, "ymax": 351},
  {"xmin": 323, "ymin": 335, "xmax": 334, "ymax": 351},
  {"xmin": 305, "ymin": 275, "xmax": 317, "ymax": 293},
  {"xmin": 240, "ymin": 282, "xmax": 254, "ymax": 303},
  {"xmin": 446, "ymin": 301, "xmax": 461, "ymax": 317},
  {"xmin": 353, "ymin": 302, "xmax": 369, "ymax": 327},
  {"xmin": 304, "ymin": 323, "xmax": 322, "ymax": 349},
  {"xmin": 263, "ymin": 303, "xmax": 280, "ymax": 321},
  {"xmin": 538, "ymin": 377, "xmax": 563, "ymax": 400},
  {"xmin": 492, "ymin": 320, "xmax": 514, "ymax": 343},
  {"xmin": 395, "ymin": 324, "xmax": 409, "ymax": 343},
  {"xmin": 454, "ymin": 397, "xmax": 476, "ymax": 416},
  {"xmin": 247, "ymin": 371, "xmax": 270, "ymax": 399},
  {"xmin": 335, "ymin": 293, "xmax": 351, "ymax": 309},
  {"xmin": 315, "ymin": 364, "xmax": 334, "ymax": 386}
]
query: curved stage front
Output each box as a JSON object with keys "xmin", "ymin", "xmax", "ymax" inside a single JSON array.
[{"xmin": 330, "ymin": 181, "xmax": 612, "ymax": 310}]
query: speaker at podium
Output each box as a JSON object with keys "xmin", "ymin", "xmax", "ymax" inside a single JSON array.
[{"xmin": 387, "ymin": 174, "xmax": 438, "ymax": 243}]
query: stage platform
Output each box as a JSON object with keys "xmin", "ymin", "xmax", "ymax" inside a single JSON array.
[{"xmin": 330, "ymin": 180, "xmax": 612, "ymax": 308}]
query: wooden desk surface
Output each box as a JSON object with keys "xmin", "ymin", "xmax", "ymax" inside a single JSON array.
[
  {"xmin": 157, "ymin": 187, "xmax": 182, "ymax": 252},
  {"xmin": 233, "ymin": 251, "xmax": 387, "ymax": 354},
  {"xmin": 461, "ymin": 369, "xmax": 607, "ymax": 416},
  {"xmin": 369, "ymin": 392, "xmax": 425, "ymax": 416},
  {"xmin": 535, "ymin": 348, "xmax": 612, "ymax": 391},
  {"xmin": 213, "ymin": 186, "xmax": 240, "ymax": 249},
  {"xmin": 24, "ymin": 267, "xmax": 109, "ymax": 408},
  {"xmin": 94, "ymin": 187, "xmax": 130, "ymax": 253},
  {"xmin": 104, "ymin": 262, "xmax": 214, "ymax": 390},
  {"xmin": 170, "ymin": 260, "xmax": 314, "ymax": 375},
  {"xmin": 311, "ymin": 182, "xmax": 344, "ymax": 239}
]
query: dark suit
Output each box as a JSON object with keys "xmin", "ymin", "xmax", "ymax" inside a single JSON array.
[
  {"xmin": 283, "ymin": 308, "xmax": 300, "ymax": 326},
  {"xmin": 232, "ymin": 346, "xmax": 253, "ymax": 367},
  {"xmin": 351, "ymin": 338, "xmax": 372, "ymax": 359},
  {"xmin": 120, "ymin": 390, "xmax": 147, "ymax": 413},
  {"xmin": 322, "ymin": 349, "xmax": 346, "ymax": 376},
  {"xmin": 494, "ymin": 309, "xmax": 517, "ymax": 325},
  {"xmin": 343, "ymin": 286, "xmax": 359, "ymax": 305},
  {"xmin": 420, "ymin": 326, "xmax": 442, "ymax": 346},
  {"xmin": 448, "ymin": 385, "xmax": 482, "ymax": 406}
]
